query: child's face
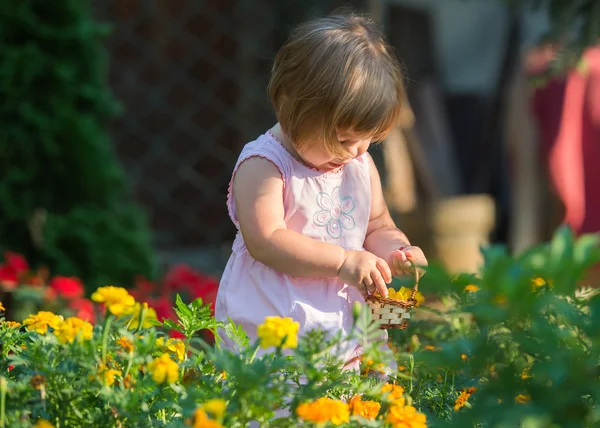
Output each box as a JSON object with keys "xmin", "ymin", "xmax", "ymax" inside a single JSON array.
[{"xmin": 298, "ymin": 129, "xmax": 373, "ymax": 172}]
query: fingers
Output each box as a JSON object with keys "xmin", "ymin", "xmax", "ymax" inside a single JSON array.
[
  {"xmin": 392, "ymin": 250, "xmax": 409, "ymax": 275},
  {"xmin": 370, "ymin": 269, "xmax": 388, "ymax": 297},
  {"xmin": 376, "ymin": 258, "xmax": 392, "ymax": 284},
  {"xmin": 361, "ymin": 276, "xmax": 374, "ymax": 297}
]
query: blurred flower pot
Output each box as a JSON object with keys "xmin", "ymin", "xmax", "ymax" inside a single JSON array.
[{"xmin": 431, "ymin": 194, "xmax": 496, "ymax": 274}]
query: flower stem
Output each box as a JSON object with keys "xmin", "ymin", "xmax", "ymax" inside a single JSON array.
[
  {"xmin": 408, "ymin": 354, "xmax": 415, "ymax": 394},
  {"xmin": 0, "ymin": 376, "xmax": 7, "ymax": 428},
  {"xmin": 101, "ymin": 312, "xmax": 113, "ymax": 364},
  {"xmin": 249, "ymin": 342, "xmax": 260, "ymax": 364}
]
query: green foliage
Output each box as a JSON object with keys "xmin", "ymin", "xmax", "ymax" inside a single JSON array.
[
  {"xmin": 390, "ymin": 225, "xmax": 600, "ymax": 427},
  {"xmin": 0, "ymin": 0, "xmax": 155, "ymax": 291},
  {"xmin": 1, "ymin": 227, "xmax": 599, "ymax": 427}
]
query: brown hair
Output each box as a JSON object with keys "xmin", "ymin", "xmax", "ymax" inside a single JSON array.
[{"xmin": 268, "ymin": 13, "xmax": 405, "ymax": 159}]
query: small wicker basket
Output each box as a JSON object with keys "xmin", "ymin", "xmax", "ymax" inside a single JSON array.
[{"xmin": 366, "ymin": 265, "xmax": 421, "ymax": 330}]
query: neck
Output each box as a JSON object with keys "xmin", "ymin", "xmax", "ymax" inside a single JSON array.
[{"xmin": 270, "ymin": 123, "xmax": 303, "ymax": 162}]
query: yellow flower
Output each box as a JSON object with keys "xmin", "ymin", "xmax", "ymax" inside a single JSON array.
[
  {"xmin": 454, "ymin": 387, "xmax": 477, "ymax": 411},
  {"xmin": 1, "ymin": 321, "xmax": 21, "ymax": 328},
  {"xmin": 381, "ymin": 383, "xmax": 406, "ymax": 405},
  {"xmin": 521, "ymin": 368, "xmax": 532, "ymax": 379},
  {"xmin": 515, "ymin": 394, "xmax": 531, "ymax": 404},
  {"xmin": 256, "ymin": 316, "xmax": 299, "ymax": 349},
  {"xmin": 53, "ymin": 317, "xmax": 93, "ymax": 344},
  {"xmin": 423, "ymin": 345, "xmax": 439, "ymax": 351},
  {"xmin": 91, "ymin": 286, "xmax": 136, "ymax": 316},
  {"xmin": 389, "ymin": 286, "xmax": 425, "ymax": 307},
  {"xmin": 148, "ymin": 353, "xmax": 179, "ymax": 384},
  {"xmin": 125, "ymin": 302, "xmax": 157, "ymax": 330},
  {"xmin": 167, "ymin": 338, "xmax": 186, "ymax": 362},
  {"xmin": 156, "ymin": 337, "xmax": 186, "ymax": 362},
  {"xmin": 532, "ymin": 277, "xmax": 553, "ymax": 291},
  {"xmin": 116, "ymin": 336, "xmax": 134, "ymax": 353},
  {"xmin": 296, "ymin": 397, "xmax": 350, "ymax": 426},
  {"xmin": 464, "ymin": 284, "xmax": 480, "ymax": 292},
  {"xmin": 23, "ymin": 311, "xmax": 63, "ymax": 334},
  {"xmin": 33, "ymin": 420, "xmax": 55, "ymax": 428},
  {"xmin": 461, "ymin": 354, "xmax": 468, "ymax": 361},
  {"xmin": 386, "ymin": 404, "xmax": 427, "ymax": 428},
  {"xmin": 348, "ymin": 395, "xmax": 380, "ymax": 420},
  {"xmin": 202, "ymin": 398, "xmax": 227, "ymax": 419},
  {"xmin": 97, "ymin": 364, "xmax": 122, "ymax": 386},
  {"xmin": 191, "ymin": 408, "xmax": 224, "ymax": 428},
  {"xmin": 0, "ymin": 301, "xmax": 4, "ymax": 311}
]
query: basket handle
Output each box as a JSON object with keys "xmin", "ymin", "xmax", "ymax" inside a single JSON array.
[{"xmin": 409, "ymin": 260, "xmax": 420, "ymax": 301}]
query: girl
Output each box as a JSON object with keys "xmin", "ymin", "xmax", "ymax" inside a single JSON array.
[{"xmin": 215, "ymin": 13, "xmax": 427, "ymax": 371}]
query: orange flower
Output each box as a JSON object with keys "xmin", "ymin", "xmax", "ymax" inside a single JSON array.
[
  {"xmin": 515, "ymin": 394, "xmax": 531, "ymax": 404},
  {"xmin": 296, "ymin": 397, "xmax": 350, "ymax": 426},
  {"xmin": 116, "ymin": 336, "xmax": 134, "ymax": 353},
  {"xmin": 464, "ymin": 284, "xmax": 480, "ymax": 292},
  {"xmin": 454, "ymin": 387, "xmax": 477, "ymax": 411},
  {"xmin": 386, "ymin": 404, "xmax": 427, "ymax": 428},
  {"xmin": 381, "ymin": 383, "xmax": 405, "ymax": 405},
  {"xmin": 348, "ymin": 395, "xmax": 380, "ymax": 420}
]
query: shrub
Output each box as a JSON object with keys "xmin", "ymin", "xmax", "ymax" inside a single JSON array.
[{"xmin": 0, "ymin": 0, "xmax": 155, "ymax": 292}]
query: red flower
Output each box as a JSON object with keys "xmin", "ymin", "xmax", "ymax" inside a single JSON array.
[
  {"xmin": 164, "ymin": 264, "xmax": 219, "ymax": 314},
  {"xmin": 50, "ymin": 276, "xmax": 84, "ymax": 299},
  {"xmin": 68, "ymin": 298, "xmax": 96, "ymax": 323},
  {"xmin": 0, "ymin": 251, "xmax": 29, "ymax": 289},
  {"xmin": 130, "ymin": 275, "xmax": 156, "ymax": 301},
  {"xmin": 5, "ymin": 252, "xmax": 28, "ymax": 272}
]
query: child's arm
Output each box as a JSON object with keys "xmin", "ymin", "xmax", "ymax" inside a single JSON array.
[
  {"xmin": 363, "ymin": 155, "xmax": 428, "ymax": 276},
  {"xmin": 234, "ymin": 157, "xmax": 392, "ymax": 295}
]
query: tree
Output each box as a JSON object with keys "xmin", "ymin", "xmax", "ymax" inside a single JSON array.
[{"xmin": 0, "ymin": 0, "xmax": 155, "ymax": 292}]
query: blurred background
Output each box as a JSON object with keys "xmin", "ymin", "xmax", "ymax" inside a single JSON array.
[{"xmin": 1, "ymin": 0, "xmax": 599, "ymax": 320}]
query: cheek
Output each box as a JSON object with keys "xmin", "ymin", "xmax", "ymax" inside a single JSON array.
[{"xmin": 357, "ymin": 141, "xmax": 371, "ymax": 157}]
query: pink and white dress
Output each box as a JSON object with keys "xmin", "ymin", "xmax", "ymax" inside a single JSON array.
[{"xmin": 216, "ymin": 130, "xmax": 387, "ymax": 367}]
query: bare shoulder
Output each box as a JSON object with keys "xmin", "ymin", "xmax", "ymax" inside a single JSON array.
[{"xmin": 234, "ymin": 156, "xmax": 284, "ymax": 192}]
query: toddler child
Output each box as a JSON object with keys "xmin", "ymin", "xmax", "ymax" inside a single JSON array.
[{"xmin": 215, "ymin": 12, "xmax": 428, "ymax": 372}]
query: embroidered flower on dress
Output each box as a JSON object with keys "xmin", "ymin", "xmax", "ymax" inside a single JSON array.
[{"xmin": 313, "ymin": 186, "xmax": 356, "ymax": 238}]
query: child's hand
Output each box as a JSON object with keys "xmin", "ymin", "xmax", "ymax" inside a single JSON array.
[
  {"xmin": 388, "ymin": 246, "xmax": 428, "ymax": 277},
  {"xmin": 339, "ymin": 250, "xmax": 392, "ymax": 297}
]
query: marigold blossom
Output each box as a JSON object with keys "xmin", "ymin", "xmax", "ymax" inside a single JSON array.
[
  {"xmin": 256, "ymin": 316, "xmax": 299, "ymax": 349},
  {"xmin": 2, "ymin": 321, "xmax": 21, "ymax": 328},
  {"xmin": 202, "ymin": 398, "xmax": 227, "ymax": 419},
  {"xmin": 116, "ymin": 336, "xmax": 134, "ymax": 353},
  {"xmin": 296, "ymin": 397, "xmax": 350, "ymax": 426},
  {"xmin": 192, "ymin": 408, "xmax": 224, "ymax": 428},
  {"xmin": 515, "ymin": 394, "xmax": 531, "ymax": 404},
  {"xmin": 348, "ymin": 395, "xmax": 380, "ymax": 420},
  {"xmin": 33, "ymin": 420, "xmax": 55, "ymax": 428},
  {"xmin": 0, "ymin": 301, "xmax": 4, "ymax": 312},
  {"xmin": 381, "ymin": 383, "xmax": 406, "ymax": 405},
  {"xmin": 386, "ymin": 404, "xmax": 427, "ymax": 428},
  {"xmin": 454, "ymin": 387, "xmax": 477, "ymax": 411},
  {"xmin": 97, "ymin": 363, "xmax": 122, "ymax": 386},
  {"xmin": 464, "ymin": 284, "xmax": 480, "ymax": 292},
  {"xmin": 156, "ymin": 337, "xmax": 186, "ymax": 362},
  {"xmin": 125, "ymin": 302, "xmax": 158, "ymax": 330},
  {"xmin": 53, "ymin": 317, "xmax": 93, "ymax": 344},
  {"xmin": 91, "ymin": 286, "xmax": 136, "ymax": 315},
  {"xmin": 23, "ymin": 311, "xmax": 63, "ymax": 334},
  {"xmin": 148, "ymin": 353, "xmax": 179, "ymax": 384}
]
